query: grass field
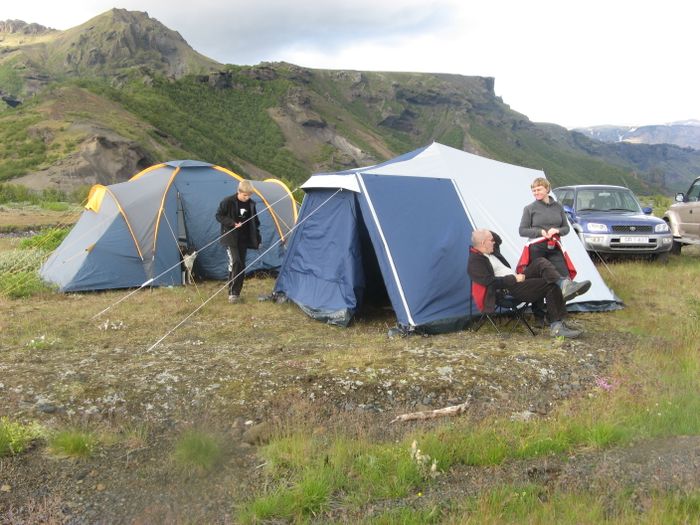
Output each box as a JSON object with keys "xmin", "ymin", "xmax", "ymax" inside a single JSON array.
[
  {"xmin": 0, "ymin": 213, "xmax": 699, "ymax": 522},
  {"xmin": 0, "ymin": 202, "xmax": 81, "ymax": 233}
]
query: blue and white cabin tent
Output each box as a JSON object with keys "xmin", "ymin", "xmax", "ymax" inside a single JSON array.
[
  {"xmin": 274, "ymin": 142, "xmax": 621, "ymax": 332},
  {"xmin": 41, "ymin": 160, "xmax": 297, "ymax": 292}
]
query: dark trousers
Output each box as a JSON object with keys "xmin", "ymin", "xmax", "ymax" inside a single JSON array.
[
  {"xmin": 509, "ymin": 258, "xmax": 567, "ymax": 322},
  {"xmin": 226, "ymin": 243, "xmax": 248, "ymax": 296},
  {"xmin": 529, "ymin": 242, "xmax": 568, "ymax": 279}
]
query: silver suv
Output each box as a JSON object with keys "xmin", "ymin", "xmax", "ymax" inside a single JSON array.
[{"xmin": 663, "ymin": 177, "xmax": 700, "ymax": 254}]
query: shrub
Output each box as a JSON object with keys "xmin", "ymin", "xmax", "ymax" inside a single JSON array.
[
  {"xmin": 19, "ymin": 227, "xmax": 69, "ymax": 251},
  {"xmin": 0, "ymin": 183, "xmax": 34, "ymax": 204},
  {"xmin": 40, "ymin": 201, "xmax": 70, "ymax": 212},
  {"xmin": 0, "ymin": 229, "xmax": 66, "ymax": 298},
  {"xmin": 172, "ymin": 430, "xmax": 223, "ymax": 474},
  {"xmin": 0, "ymin": 417, "xmax": 43, "ymax": 456},
  {"xmin": 0, "ymin": 183, "xmax": 77, "ymax": 205},
  {"xmin": 48, "ymin": 429, "xmax": 96, "ymax": 458},
  {"xmin": 0, "ymin": 270, "xmax": 48, "ymax": 298}
]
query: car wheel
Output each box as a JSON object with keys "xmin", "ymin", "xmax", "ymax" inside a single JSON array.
[
  {"xmin": 670, "ymin": 240, "xmax": 682, "ymax": 255},
  {"xmin": 652, "ymin": 252, "xmax": 670, "ymax": 264}
]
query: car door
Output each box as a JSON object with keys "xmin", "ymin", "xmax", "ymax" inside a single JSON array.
[{"xmin": 677, "ymin": 179, "xmax": 700, "ymax": 239}]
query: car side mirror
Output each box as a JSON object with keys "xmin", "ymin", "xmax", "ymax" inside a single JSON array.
[
  {"xmin": 562, "ymin": 205, "xmax": 574, "ymax": 215},
  {"xmin": 675, "ymin": 193, "xmax": 685, "ymax": 203},
  {"xmin": 642, "ymin": 206, "xmax": 652, "ymax": 215}
]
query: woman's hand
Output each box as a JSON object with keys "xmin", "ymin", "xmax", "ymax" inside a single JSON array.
[{"xmin": 542, "ymin": 228, "xmax": 559, "ymax": 238}]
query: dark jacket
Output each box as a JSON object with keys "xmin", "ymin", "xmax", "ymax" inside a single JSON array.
[
  {"xmin": 215, "ymin": 195, "xmax": 261, "ymax": 249},
  {"xmin": 467, "ymin": 232, "xmax": 516, "ymax": 313},
  {"xmin": 519, "ymin": 199, "xmax": 570, "ymax": 238}
]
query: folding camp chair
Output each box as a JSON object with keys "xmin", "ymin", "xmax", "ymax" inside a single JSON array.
[
  {"xmin": 516, "ymin": 236, "xmax": 578, "ymax": 281},
  {"xmin": 469, "ymin": 283, "xmax": 536, "ymax": 336},
  {"xmin": 468, "ymin": 233, "xmax": 537, "ymax": 336}
]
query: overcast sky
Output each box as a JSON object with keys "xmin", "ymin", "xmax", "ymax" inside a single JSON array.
[{"xmin": 3, "ymin": 0, "xmax": 698, "ymax": 129}]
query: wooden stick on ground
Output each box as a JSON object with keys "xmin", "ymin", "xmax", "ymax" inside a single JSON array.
[{"xmin": 391, "ymin": 401, "xmax": 470, "ymax": 423}]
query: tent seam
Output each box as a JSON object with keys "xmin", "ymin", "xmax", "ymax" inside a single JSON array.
[{"xmin": 105, "ymin": 187, "xmax": 144, "ymax": 260}]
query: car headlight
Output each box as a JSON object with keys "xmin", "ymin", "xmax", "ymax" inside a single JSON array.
[
  {"xmin": 654, "ymin": 222, "xmax": 669, "ymax": 233},
  {"xmin": 586, "ymin": 223, "xmax": 608, "ymax": 233}
]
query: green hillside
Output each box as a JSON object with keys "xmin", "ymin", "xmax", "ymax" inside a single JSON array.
[{"xmin": 1, "ymin": 9, "xmax": 700, "ymax": 193}]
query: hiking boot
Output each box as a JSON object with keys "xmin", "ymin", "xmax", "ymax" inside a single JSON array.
[
  {"xmin": 228, "ymin": 294, "xmax": 240, "ymax": 304},
  {"xmin": 563, "ymin": 320, "xmax": 580, "ymax": 330},
  {"xmin": 550, "ymin": 321, "xmax": 581, "ymax": 339},
  {"xmin": 561, "ymin": 279, "xmax": 592, "ymax": 302}
]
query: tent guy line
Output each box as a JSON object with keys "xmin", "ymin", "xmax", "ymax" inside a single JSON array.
[
  {"xmin": 144, "ymin": 188, "xmax": 343, "ymax": 353},
  {"xmin": 91, "ymin": 187, "xmax": 300, "ymax": 320},
  {"xmin": 583, "ymin": 245, "xmax": 617, "ymax": 278}
]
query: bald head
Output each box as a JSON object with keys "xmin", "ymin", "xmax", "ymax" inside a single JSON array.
[{"xmin": 472, "ymin": 229, "xmax": 495, "ymax": 254}]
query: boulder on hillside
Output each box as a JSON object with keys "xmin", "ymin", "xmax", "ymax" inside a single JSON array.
[{"xmin": 13, "ymin": 135, "xmax": 152, "ymax": 192}]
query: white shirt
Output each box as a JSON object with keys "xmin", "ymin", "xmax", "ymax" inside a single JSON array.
[{"xmin": 486, "ymin": 253, "xmax": 514, "ymax": 278}]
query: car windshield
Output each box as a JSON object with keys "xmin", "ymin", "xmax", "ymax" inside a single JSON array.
[{"xmin": 575, "ymin": 188, "xmax": 642, "ymax": 213}]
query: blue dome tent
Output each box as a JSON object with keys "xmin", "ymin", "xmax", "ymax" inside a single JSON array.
[{"xmin": 40, "ymin": 160, "xmax": 297, "ymax": 292}]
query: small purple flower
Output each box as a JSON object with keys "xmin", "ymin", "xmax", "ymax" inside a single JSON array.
[{"xmin": 595, "ymin": 376, "xmax": 618, "ymax": 391}]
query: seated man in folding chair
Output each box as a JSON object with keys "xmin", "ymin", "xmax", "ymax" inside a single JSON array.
[{"xmin": 468, "ymin": 229, "xmax": 583, "ymax": 338}]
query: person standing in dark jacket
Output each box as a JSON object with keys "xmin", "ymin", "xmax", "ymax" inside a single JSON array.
[{"xmin": 215, "ymin": 180, "xmax": 261, "ymax": 303}]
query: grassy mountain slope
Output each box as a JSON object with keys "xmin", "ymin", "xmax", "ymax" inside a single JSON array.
[
  {"xmin": 0, "ymin": 83, "xmax": 190, "ymax": 188},
  {"xmin": 1, "ymin": 9, "xmax": 700, "ymax": 194}
]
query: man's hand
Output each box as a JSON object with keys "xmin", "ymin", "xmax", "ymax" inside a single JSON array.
[
  {"xmin": 234, "ymin": 222, "xmax": 242, "ymax": 228},
  {"xmin": 515, "ymin": 273, "xmax": 526, "ymax": 282}
]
